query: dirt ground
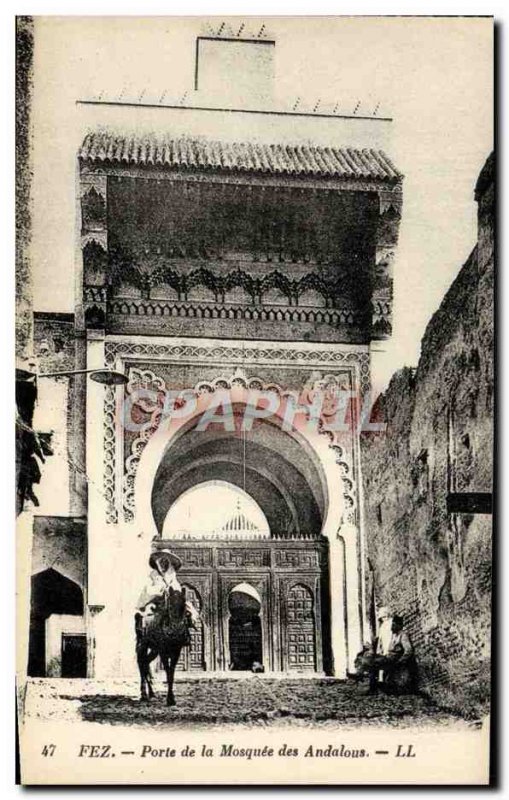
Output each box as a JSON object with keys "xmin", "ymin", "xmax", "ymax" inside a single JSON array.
[{"xmin": 22, "ymin": 676, "xmax": 480, "ymax": 731}]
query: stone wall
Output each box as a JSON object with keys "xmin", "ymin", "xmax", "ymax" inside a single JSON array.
[
  {"xmin": 361, "ymin": 153, "xmax": 494, "ymax": 716},
  {"xmin": 15, "ymin": 17, "xmax": 34, "ymax": 360}
]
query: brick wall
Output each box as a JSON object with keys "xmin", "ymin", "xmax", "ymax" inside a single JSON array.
[{"xmin": 361, "ymin": 153, "xmax": 494, "ymax": 716}]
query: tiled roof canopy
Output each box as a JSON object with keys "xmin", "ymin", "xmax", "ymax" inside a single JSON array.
[{"xmin": 79, "ymin": 131, "xmax": 402, "ymax": 181}]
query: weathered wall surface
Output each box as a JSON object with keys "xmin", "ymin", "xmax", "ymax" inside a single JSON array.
[
  {"xmin": 16, "ymin": 17, "xmax": 34, "ymax": 360},
  {"xmin": 361, "ymin": 153, "xmax": 494, "ymax": 716},
  {"xmin": 33, "ymin": 314, "xmax": 87, "ymax": 517},
  {"xmin": 31, "ymin": 515, "xmax": 86, "ymax": 590},
  {"xmin": 28, "ymin": 516, "xmax": 86, "ymax": 677}
]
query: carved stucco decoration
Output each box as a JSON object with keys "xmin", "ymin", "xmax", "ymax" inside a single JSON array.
[
  {"xmin": 108, "ymin": 264, "xmax": 358, "ymax": 311},
  {"xmin": 84, "ymin": 286, "xmax": 108, "ymax": 303},
  {"xmin": 107, "ymin": 299, "xmax": 360, "ymax": 328},
  {"xmin": 104, "ymin": 340, "xmax": 370, "ymax": 389},
  {"xmin": 103, "ymin": 384, "xmax": 117, "ymax": 522},
  {"xmin": 80, "ymin": 172, "xmax": 108, "ymax": 331},
  {"xmin": 81, "ymin": 186, "xmax": 106, "ymax": 228},
  {"xmin": 80, "ymin": 171, "xmax": 107, "ymax": 198},
  {"xmin": 82, "ymin": 231, "xmax": 107, "ymax": 251}
]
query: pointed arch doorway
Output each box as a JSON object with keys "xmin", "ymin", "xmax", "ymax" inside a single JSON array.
[
  {"xmin": 228, "ymin": 583, "xmax": 264, "ymax": 671},
  {"xmin": 148, "ymin": 407, "xmax": 333, "ymax": 674}
]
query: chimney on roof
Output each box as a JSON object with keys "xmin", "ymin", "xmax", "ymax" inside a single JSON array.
[{"xmin": 194, "ymin": 27, "xmax": 275, "ymax": 108}]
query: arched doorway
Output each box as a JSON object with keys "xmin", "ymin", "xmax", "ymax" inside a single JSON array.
[
  {"xmin": 150, "ymin": 408, "xmax": 326, "ymax": 539},
  {"xmin": 228, "ymin": 583, "xmax": 263, "ymax": 671},
  {"xmin": 122, "ymin": 385, "xmax": 355, "ymax": 677},
  {"xmin": 145, "ymin": 409, "xmax": 333, "ymax": 673},
  {"xmin": 28, "ymin": 568, "xmax": 84, "ymax": 677}
]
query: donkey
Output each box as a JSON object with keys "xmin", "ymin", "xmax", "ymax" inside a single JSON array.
[{"xmin": 135, "ymin": 584, "xmax": 199, "ymax": 706}]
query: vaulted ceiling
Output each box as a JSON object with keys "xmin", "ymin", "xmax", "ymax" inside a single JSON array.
[{"xmin": 151, "ymin": 414, "xmax": 327, "ymax": 537}]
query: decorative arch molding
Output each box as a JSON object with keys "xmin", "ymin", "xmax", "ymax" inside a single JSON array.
[
  {"xmin": 120, "ymin": 365, "xmax": 357, "ymax": 528},
  {"xmin": 102, "ymin": 339, "xmax": 369, "ymax": 526},
  {"xmin": 82, "ymin": 231, "xmax": 107, "ymax": 251},
  {"xmin": 81, "ymin": 186, "xmax": 106, "ymax": 227},
  {"xmin": 80, "ymin": 171, "xmax": 107, "ymax": 199}
]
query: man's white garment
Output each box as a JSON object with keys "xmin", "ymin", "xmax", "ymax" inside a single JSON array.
[
  {"xmin": 136, "ymin": 569, "xmax": 181, "ymax": 610},
  {"xmin": 378, "ymin": 617, "xmax": 393, "ymax": 655},
  {"xmin": 136, "ymin": 570, "xmax": 200, "ymax": 626}
]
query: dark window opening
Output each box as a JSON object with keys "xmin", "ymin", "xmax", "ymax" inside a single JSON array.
[{"xmin": 61, "ymin": 634, "xmax": 87, "ymax": 678}]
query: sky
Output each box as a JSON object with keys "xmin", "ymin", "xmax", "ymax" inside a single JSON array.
[{"xmin": 30, "ymin": 16, "xmax": 493, "ymax": 392}]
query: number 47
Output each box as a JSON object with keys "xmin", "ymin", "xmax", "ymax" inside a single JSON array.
[{"xmin": 41, "ymin": 744, "xmax": 56, "ymax": 757}]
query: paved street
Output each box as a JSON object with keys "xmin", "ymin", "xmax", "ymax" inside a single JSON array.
[{"xmin": 22, "ymin": 676, "xmax": 478, "ymax": 730}]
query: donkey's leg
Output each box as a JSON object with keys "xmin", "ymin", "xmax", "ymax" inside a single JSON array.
[
  {"xmin": 145, "ymin": 649, "xmax": 159, "ymax": 699},
  {"xmin": 136, "ymin": 645, "xmax": 150, "ymax": 703},
  {"xmin": 160, "ymin": 655, "xmax": 173, "ymax": 708},
  {"xmin": 161, "ymin": 652, "xmax": 179, "ymax": 707},
  {"xmin": 167, "ymin": 648, "xmax": 181, "ymax": 707},
  {"xmin": 137, "ymin": 644, "xmax": 159, "ymax": 702}
]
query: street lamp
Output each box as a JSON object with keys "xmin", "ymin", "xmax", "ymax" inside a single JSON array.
[
  {"xmin": 37, "ymin": 368, "xmax": 129, "ymax": 386},
  {"xmin": 15, "ymin": 364, "xmax": 129, "ymax": 514},
  {"xmin": 16, "ymin": 367, "xmax": 129, "ymax": 386}
]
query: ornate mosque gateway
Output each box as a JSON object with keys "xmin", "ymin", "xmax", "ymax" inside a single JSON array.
[
  {"xmin": 157, "ymin": 533, "xmax": 330, "ymax": 674},
  {"xmin": 29, "ymin": 29, "xmax": 402, "ymax": 680}
]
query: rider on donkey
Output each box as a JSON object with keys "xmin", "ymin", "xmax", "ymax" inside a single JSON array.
[
  {"xmin": 135, "ymin": 549, "xmax": 200, "ymax": 705},
  {"xmin": 135, "ymin": 549, "xmax": 196, "ymax": 647}
]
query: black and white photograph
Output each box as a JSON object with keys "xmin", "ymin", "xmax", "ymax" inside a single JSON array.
[{"xmin": 14, "ymin": 14, "xmax": 494, "ymax": 785}]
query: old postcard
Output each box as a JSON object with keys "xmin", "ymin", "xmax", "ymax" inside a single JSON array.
[{"xmin": 15, "ymin": 15, "xmax": 494, "ymax": 785}]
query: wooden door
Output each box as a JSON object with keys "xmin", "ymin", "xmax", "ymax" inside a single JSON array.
[
  {"xmin": 176, "ymin": 584, "xmax": 205, "ymax": 671},
  {"xmin": 285, "ymin": 583, "xmax": 317, "ymax": 671}
]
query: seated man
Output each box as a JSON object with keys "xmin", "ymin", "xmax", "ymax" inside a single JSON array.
[
  {"xmin": 382, "ymin": 615, "xmax": 418, "ymax": 695},
  {"xmin": 351, "ymin": 641, "xmax": 377, "ymax": 682},
  {"xmin": 366, "ymin": 615, "xmax": 418, "ymax": 695}
]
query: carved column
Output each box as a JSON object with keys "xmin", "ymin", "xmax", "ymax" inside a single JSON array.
[
  {"xmin": 372, "ymin": 185, "xmax": 403, "ymax": 340},
  {"xmin": 85, "ymin": 332, "xmax": 123, "ymax": 676},
  {"xmin": 85, "ymin": 332, "xmax": 108, "ymax": 606},
  {"xmin": 80, "ymin": 169, "xmax": 108, "ymax": 331},
  {"xmin": 86, "ymin": 604, "xmax": 105, "ymax": 678}
]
